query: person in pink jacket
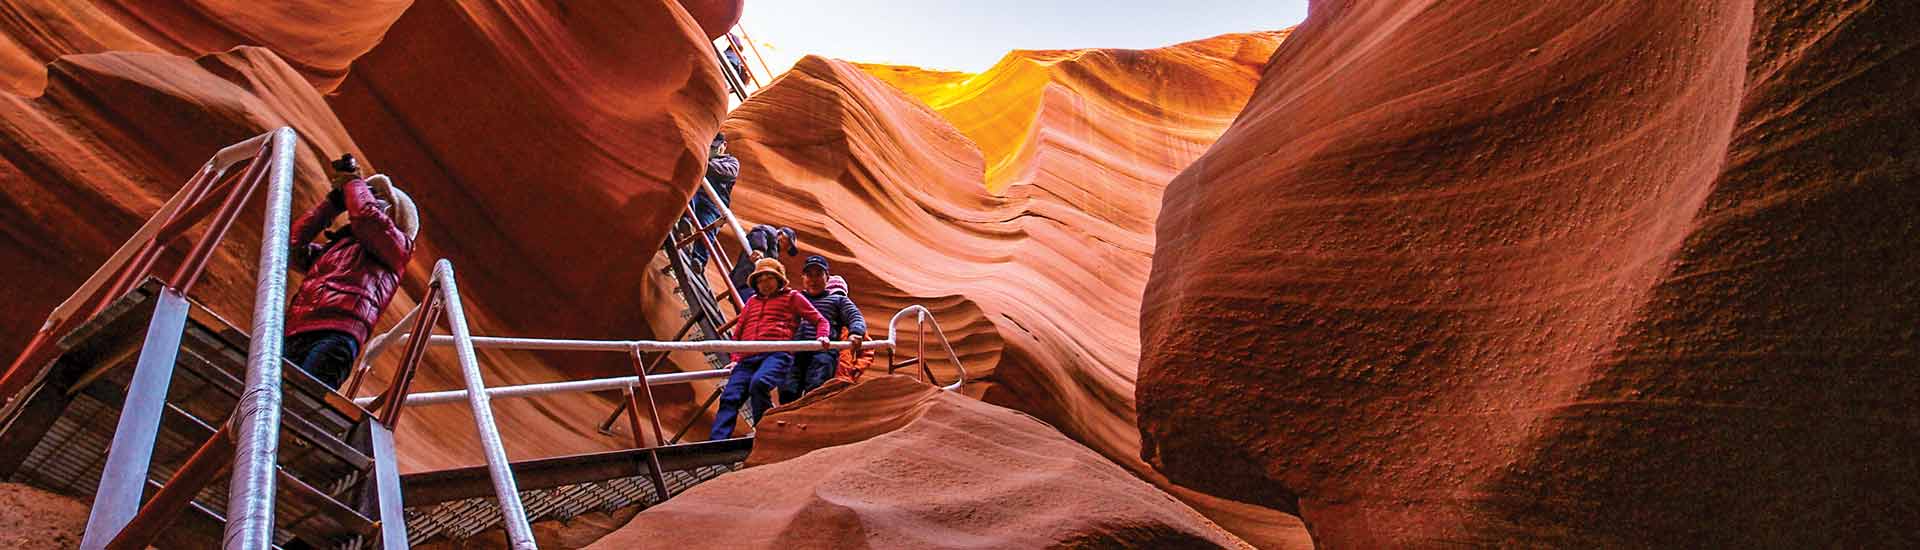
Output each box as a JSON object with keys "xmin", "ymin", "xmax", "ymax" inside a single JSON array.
[
  {"xmin": 710, "ymin": 258, "xmax": 830, "ymax": 439},
  {"xmin": 283, "ymin": 154, "xmax": 417, "ymax": 390}
]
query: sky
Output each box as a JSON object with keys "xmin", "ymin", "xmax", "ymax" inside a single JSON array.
[{"xmin": 734, "ymin": 1, "xmax": 1309, "ymax": 77}]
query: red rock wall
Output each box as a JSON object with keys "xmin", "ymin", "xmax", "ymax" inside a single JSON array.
[
  {"xmin": 0, "ymin": 0, "xmax": 410, "ymax": 94},
  {"xmin": 721, "ymin": 36, "xmax": 1312, "ymax": 548},
  {"xmin": 1139, "ymin": 1, "xmax": 1920, "ymax": 546}
]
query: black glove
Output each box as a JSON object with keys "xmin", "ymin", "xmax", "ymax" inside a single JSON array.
[{"xmin": 326, "ymin": 188, "xmax": 346, "ymax": 209}]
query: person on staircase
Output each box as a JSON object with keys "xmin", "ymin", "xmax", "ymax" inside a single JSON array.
[
  {"xmin": 685, "ymin": 132, "xmax": 739, "ymax": 273},
  {"xmin": 728, "ymin": 224, "xmax": 797, "ymax": 303},
  {"xmin": 828, "ymin": 275, "xmax": 877, "ymax": 383},
  {"xmin": 709, "ymin": 258, "xmax": 831, "ymax": 439},
  {"xmin": 784, "ymin": 256, "xmax": 866, "ymax": 401},
  {"xmin": 283, "ymin": 153, "xmax": 419, "ymax": 391}
]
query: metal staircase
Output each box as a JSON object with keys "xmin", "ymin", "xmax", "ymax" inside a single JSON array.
[
  {"xmin": 2, "ymin": 281, "xmax": 398, "ymax": 548},
  {"xmin": 0, "ymin": 122, "xmax": 973, "ymax": 548}
]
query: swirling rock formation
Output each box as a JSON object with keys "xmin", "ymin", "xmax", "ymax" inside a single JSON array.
[
  {"xmin": 721, "ymin": 33, "xmax": 1310, "ymax": 548},
  {"xmin": 589, "ymin": 375, "xmax": 1249, "ymax": 549},
  {"xmin": 0, "ymin": 1, "xmax": 410, "ymax": 94},
  {"xmin": 1139, "ymin": 1, "xmax": 1920, "ymax": 547}
]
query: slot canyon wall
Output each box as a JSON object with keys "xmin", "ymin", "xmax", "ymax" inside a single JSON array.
[
  {"xmin": 718, "ymin": 33, "xmax": 1313, "ymax": 548},
  {"xmin": 0, "ymin": 0, "xmax": 735, "ymax": 473},
  {"xmin": 1138, "ymin": 1, "xmax": 1918, "ymax": 547}
]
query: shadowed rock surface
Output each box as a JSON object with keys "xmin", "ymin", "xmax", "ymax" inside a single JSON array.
[{"xmin": 1139, "ymin": 1, "xmax": 1920, "ymax": 546}]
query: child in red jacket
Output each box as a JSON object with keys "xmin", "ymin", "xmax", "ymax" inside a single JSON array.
[{"xmin": 710, "ymin": 258, "xmax": 830, "ymax": 439}]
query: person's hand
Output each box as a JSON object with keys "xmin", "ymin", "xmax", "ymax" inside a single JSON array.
[
  {"xmin": 848, "ymin": 333, "xmax": 866, "ymax": 350},
  {"xmin": 818, "ymin": 337, "xmax": 832, "ymax": 350}
]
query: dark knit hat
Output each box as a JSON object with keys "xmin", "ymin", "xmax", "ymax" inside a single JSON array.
[{"xmin": 803, "ymin": 255, "xmax": 830, "ymax": 273}]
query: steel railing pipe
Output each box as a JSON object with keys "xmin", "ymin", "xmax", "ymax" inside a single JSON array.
[
  {"xmin": 222, "ymin": 126, "xmax": 299, "ymax": 550},
  {"xmin": 429, "ymin": 260, "xmax": 537, "ymax": 549},
  {"xmin": 351, "ymin": 368, "xmax": 735, "ymax": 408}
]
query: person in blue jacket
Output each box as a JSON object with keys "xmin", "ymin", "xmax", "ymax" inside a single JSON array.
[{"xmin": 784, "ymin": 255, "xmax": 867, "ymax": 401}]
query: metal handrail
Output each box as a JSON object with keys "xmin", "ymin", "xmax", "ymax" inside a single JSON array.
[
  {"xmin": 350, "ymin": 260, "xmax": 535, "ymax": 549},
  {"xmin": 428, "ymin": 260, "xmax": 537, "ymax": 549},
  {"xmin": 885, "ymin": 305, "xmax": 970, "ymax": 391},
  {"xmin": 0, "ymin": 128, "xmax": 302, "ymax": 550},
  {"xmin": 350, "ymin": 304, "xmax": 969, "ymax": 409},
  {"xmin": 221, "ymin": 128, "xmax": 300, "ymax": 550},
  {"xmin": 0, "ymin": 131, "xmax": 284, "ymax": 406}
]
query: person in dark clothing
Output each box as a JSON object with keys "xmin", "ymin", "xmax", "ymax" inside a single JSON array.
[
  {"xmin": 784, "ymin": 255, "xmax": 867, "ymax": 401},
  {"xmin": 284, "ymin": 154, "xmax": 418, "ymax": 390},
  {"xmin": 686, "ymin": 133, "xmax": 739, "ymax": 272},
  {"xmin": 710, "ymin": 259, "xmax": 830, "ymax": 439},
  {"xmin": 728, "ymin": 224, "xmax": 798, "ymax": 303}
]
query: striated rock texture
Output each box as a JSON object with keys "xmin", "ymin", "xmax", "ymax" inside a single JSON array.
[
  {"xmin": 722, "ymin": 33, "xmax": 1310, "ymax": 548},
  {"xmin": 0, "ymin": 0, "xmax": 732, "ymax": 473},
  {"xmin": 1139, "ymin": 1, "xmax": 1920, "ymax": 547},
  {"xmin": 589, "ymin": 375, "xmax": 1249, "ymax": 549},
  {"xmin": 0, "ymin": 0, "xmax": 411, "ymax": 94}
]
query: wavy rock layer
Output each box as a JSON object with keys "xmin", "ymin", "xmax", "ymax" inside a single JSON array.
[
  {"xmin": 723, "ymin": 34, "xmax": 1309, "ymax": 548},
  {"xmin": 0, "ymin": 0, "xmax": 410, "ymax": 94},
  {"xmin": 591, "ymin": 375, "xmax": 1248, "ymax": 549},
  {"xmin": 1139, "ymin": 1, "xmax": 1920, "ymax": 547},
  {"xmin": 0, "ymin": 0, "xmax": 730, "ymax": 473}
]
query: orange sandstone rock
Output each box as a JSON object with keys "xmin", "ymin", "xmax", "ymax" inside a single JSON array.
[
  {"xmin": 1139, "ymin": 1, "xmax": 1920, "ymax": 547},
  {"xmin": 588, "ymin": 375, "xmax": 1250, "ymax": 550},
  {"xmin": 721, "ymin": 34, "xmax": 1309, "ymax": 548}
]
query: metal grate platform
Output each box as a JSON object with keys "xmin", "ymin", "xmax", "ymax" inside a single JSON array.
[{"xmin": 0, "ymin": 282, "xmax": 388, "ymax": 549}]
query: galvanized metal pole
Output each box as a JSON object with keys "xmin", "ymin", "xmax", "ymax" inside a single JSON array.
[
  {"xmin": 432, "ymin": 259, "xmax": 537, "ymax": 549},
  {"xmin": 78, "ymin": 289, "xmax": 190, "ymax": 550},
  {"xmin": 221, "ymin": 127, "xmax": 298, "ymax": 549}
]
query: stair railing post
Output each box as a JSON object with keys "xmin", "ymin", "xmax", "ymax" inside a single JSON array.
[
  {"xmin": 432, "ymin": 259, "xmax": 537, "ymax": 549},
  {"xmin": 76, "ymin": 289, "xmax": 191, "ymax": 550},
  {"xmin": 221, "ymin": 127, "xmax": 299, "ymax": 549}
]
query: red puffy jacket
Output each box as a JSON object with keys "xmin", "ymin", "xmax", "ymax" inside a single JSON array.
[
  {"xmin": 731, "ymin": 287, "xmax": 828, "ymax": 361},
  {"xmin": 285, "ymin": 178, "xmax": 414, "ymax": 345}
]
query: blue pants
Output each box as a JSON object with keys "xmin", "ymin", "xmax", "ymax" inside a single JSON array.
[
  {"xmin": 284, "ymin": 330, "xmax": 359, "ymax": 390},
  {"xmin": 781, "ymin": 350, "xmax": 840, "ymax": 403},
  {"xmin": 709, "ymin": 352, "xmax": 794, "ymax": 439}
]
